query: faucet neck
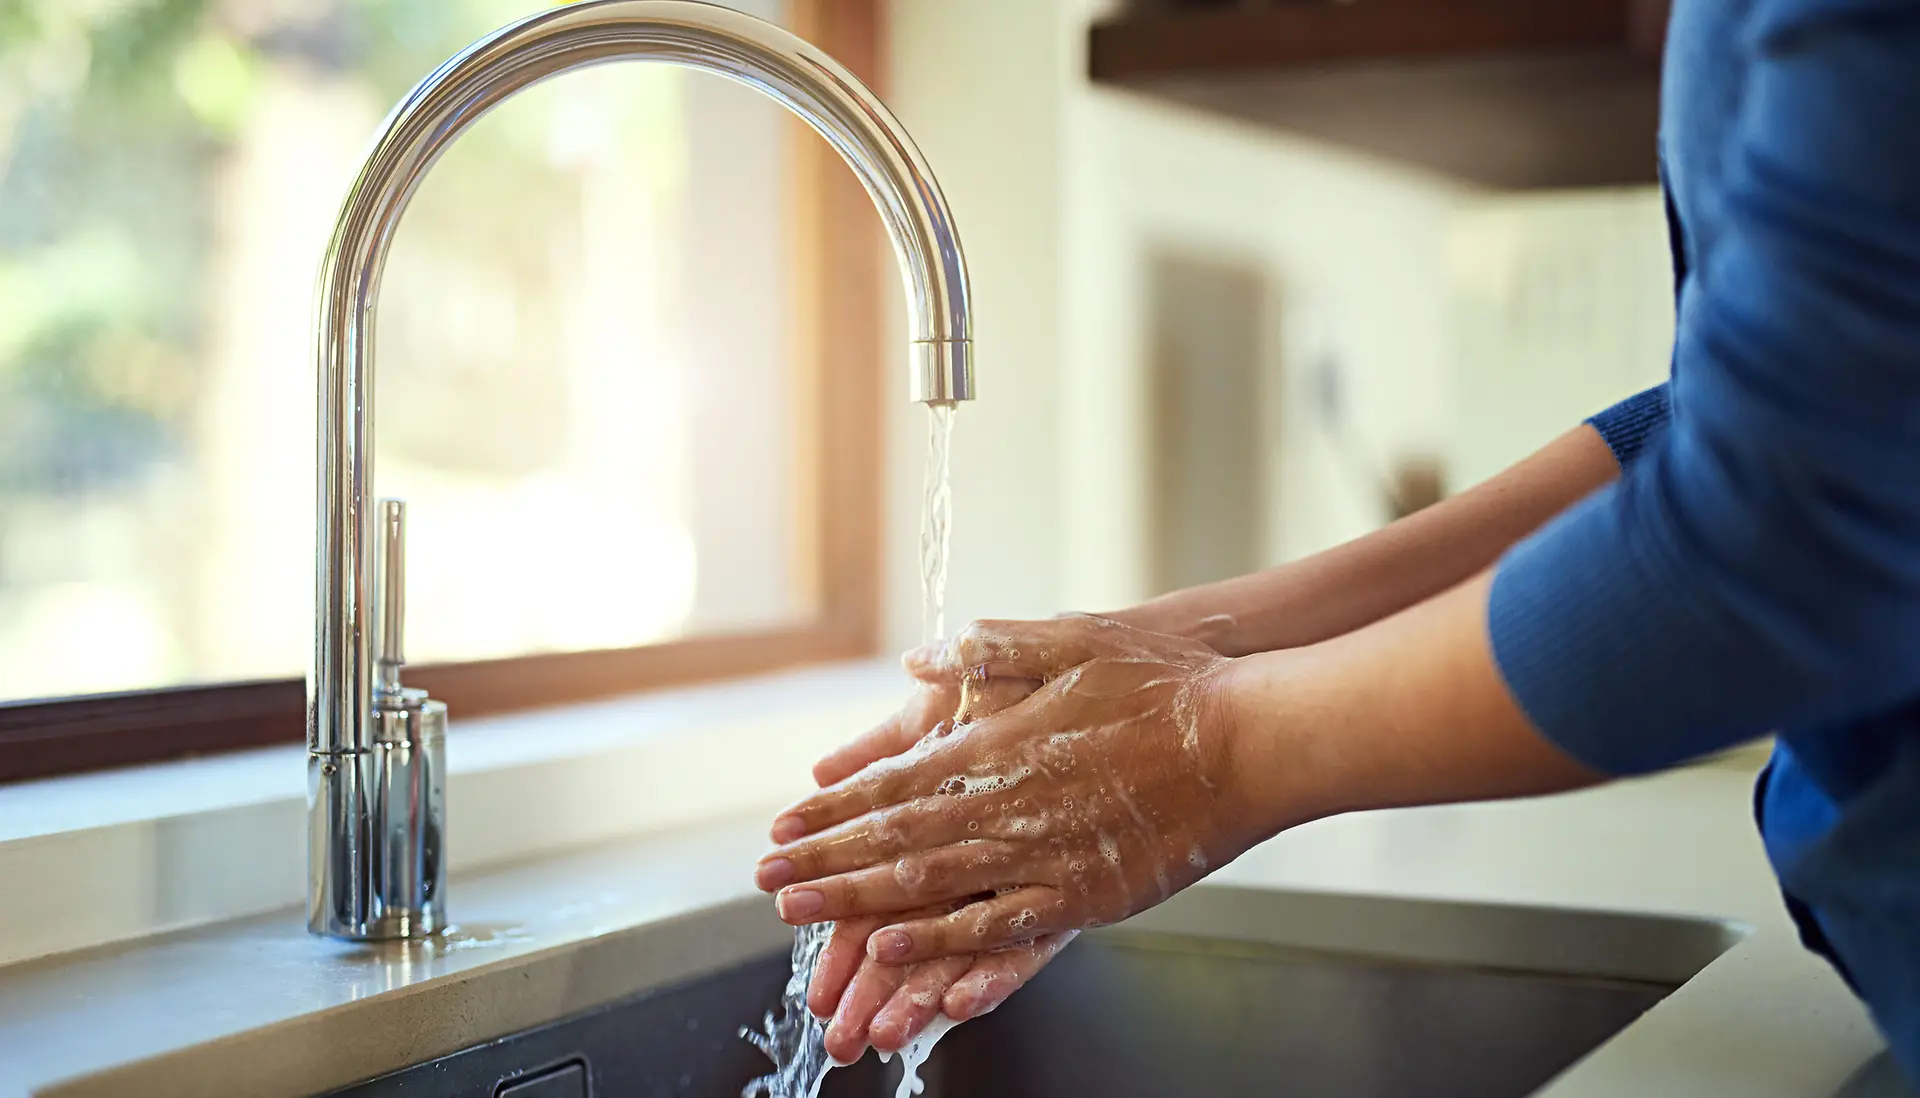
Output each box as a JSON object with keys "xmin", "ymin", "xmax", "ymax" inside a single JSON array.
[
  {"xmin": 308, "ymin": 1, "xmax": 972, "ymax": 940},
  {"xmin": 311, "ymin": 0, "xmax": 970, "ymax": 758}
]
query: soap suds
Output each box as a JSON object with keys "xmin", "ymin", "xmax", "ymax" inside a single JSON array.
[{"xmin": 876, "ymin": 1014, "xmax": 962, "ymax": 1098}]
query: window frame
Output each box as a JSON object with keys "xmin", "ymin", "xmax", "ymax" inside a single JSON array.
[{"xmin": 0, "ymin": 0, "xmax": 887, "ymax": 785}]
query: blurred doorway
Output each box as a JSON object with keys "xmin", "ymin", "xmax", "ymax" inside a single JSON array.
[{"xmin": 1146, "ymin": 251, "xmax": 1271, "ymax": 595}]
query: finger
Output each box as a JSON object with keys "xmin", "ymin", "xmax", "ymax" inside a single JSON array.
[
  {"xmin": 869, "ymin": 886, "xmax": 1073, "ymax": 965},
  {"xmin": 949, "ymin": 615, "xmax": 1120, "ymax": 680},
  {"xmin": 758, "ymin": 795, "xmax": 978, "ymax": 891},
  {"xmin": 808, "ymin": 917, "xmax": 881, "ymax": 1019},
  {"xmin": 773, "ymin": 840, "xmax": 1019, "ymax": 924},
  {"xmin": 943, "ymin": 930, "xmax": 1078, "ymax": 1020},
  {"xmin": 824, "ymin": 950, "xmax": 907, "ymax": 1063},
  {"xmin": 771, "ymin": 749, "xmax": 944, "ymax": 844},
  {"xmin": 955, "ymin": 673, "xmax": 1041, "ymax": 724},
  {"xmin": 901, "ymin": 643, "xmax": 958, "ymax": 684},
  {"xmin": 870, "ymin": 956, "xmax": 973, "ymax": 1053},
  {"xmin": 774, "ymin": 696, "xmax": 1052, "ymax": 844},
  {"xmin": 812, "ymin": 699, "xmax": 938, "ymax": 788}
]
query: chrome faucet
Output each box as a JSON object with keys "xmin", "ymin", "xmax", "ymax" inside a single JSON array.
[{"xmin": 308, "ymin": 0, "xmax": 974, "ymax": 940}]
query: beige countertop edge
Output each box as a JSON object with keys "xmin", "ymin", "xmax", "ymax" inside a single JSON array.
[{"xmin": 0, "ymin": 752, "xmax": 1901, "ymax": 1098}]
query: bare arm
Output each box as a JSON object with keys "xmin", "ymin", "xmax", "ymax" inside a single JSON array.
[
  {"xmin": 1223, "ymin": 570, "xmax": 1602, "ymax": 835},
  {"xmin": 1109, "ymin": 425, "xmax": 1618, "ymax": 656}
]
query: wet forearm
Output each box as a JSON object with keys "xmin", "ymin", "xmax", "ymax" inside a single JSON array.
[{"xmin": 1110, "ymin": 425, "xmax": 1618, "ymax": 658}]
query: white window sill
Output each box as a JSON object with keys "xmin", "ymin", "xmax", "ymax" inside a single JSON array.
[{"xmin": 0, "ymin": 659, "xmax": 903, "ymax": 970}]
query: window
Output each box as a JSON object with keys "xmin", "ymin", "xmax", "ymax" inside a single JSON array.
[{"xmin": 0, "ymin": 0, "xmax": 885, "ymax": 781}]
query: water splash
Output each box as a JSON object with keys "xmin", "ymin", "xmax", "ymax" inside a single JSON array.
[{"xmin": 740, "ymin": 922, "xmax": 838, "ymax": 1098}]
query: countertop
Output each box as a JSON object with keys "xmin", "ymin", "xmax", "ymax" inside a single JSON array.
[{"xmin": 0, "ymin": 750, "xmax": 1906, "ymax": 1097}]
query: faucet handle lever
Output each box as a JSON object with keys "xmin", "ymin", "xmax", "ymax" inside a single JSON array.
[{"xmin": 375, "ymin": 498, "xmax": 407, "ymax": 694}]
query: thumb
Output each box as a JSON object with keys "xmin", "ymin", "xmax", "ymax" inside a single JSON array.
[{"xmin": 900, "ymin": 642, "xmax": 955, "ymax": 684}]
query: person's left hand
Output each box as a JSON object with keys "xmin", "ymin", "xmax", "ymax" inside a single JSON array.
[
  {"xmin": 775, "ymin": 657, "xmax": 1061, "ymax": 1059},
  {"xmin": 756, "ymin": 615, "xmax": 1262, "ymax": 966}
]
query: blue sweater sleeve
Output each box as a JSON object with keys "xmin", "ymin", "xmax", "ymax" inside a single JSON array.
[
  {"xmin": 1490, "ymin": 1, "xmax": 1920, "ymax": 775},
  {"xmin": 1587, "ymin": 384, "xmax": 1671, "ymax": 468}
]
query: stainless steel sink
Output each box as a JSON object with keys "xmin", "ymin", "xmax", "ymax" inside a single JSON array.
[{"xmin": 323, "ymin": 886, "xmax": 1743, "ymax": 1098}]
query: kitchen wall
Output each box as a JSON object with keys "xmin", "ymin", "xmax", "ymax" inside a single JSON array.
[
  {"xmin": 1448, "ymin": 190, "xmax": 1677, "ymax": 489},
  {"xmin": 877, "ymin": 0, "xmax": 1675, "ymax": 656}
]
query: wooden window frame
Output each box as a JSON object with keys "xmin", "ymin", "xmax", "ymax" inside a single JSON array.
[{"xmin": 0, "ymin": 0, "xmax": 886, "ymax": 785}]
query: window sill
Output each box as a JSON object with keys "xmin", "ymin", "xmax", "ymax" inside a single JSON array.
[{"xmin": 0, "ymin": 659, "xmax": 903, "ymax": 970}]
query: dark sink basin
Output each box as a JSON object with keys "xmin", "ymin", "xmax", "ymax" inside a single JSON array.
[{"xmin": 325, "ymin": 887, "xmax": 1741, "ymax": 1098}]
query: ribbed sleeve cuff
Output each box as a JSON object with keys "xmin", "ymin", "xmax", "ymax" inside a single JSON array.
[{"xmin": 1586, "ymin": 384, "xmax": 1672, "ymax": 468}]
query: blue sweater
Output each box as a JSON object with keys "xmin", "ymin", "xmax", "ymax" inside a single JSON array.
[{"xmin": 1487, "ymin": 0, "xmax": 1920, "ymax": 1080}]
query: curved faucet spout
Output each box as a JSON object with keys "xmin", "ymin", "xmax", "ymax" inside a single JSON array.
[{"xmin": 309, "ymin": 0, "xmax": 972, "ymax": 939}]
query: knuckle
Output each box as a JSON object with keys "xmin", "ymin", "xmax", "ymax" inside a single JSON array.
[
  {"xmin": 954, "ymin": 620, "xmax": 992, "ymax": 655},
  {"xmin": 892, "ymin": 856, "xmax": 928, "ymax": 895},
  {"xmin": 871, "ymin": 809, "xmax": 913, "ymax": 855},
  {"xmin": 831, "ymin": 876, "xmax": 866, "ymax": 909}
]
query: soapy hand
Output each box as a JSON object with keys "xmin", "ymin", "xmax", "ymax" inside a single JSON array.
[
  {"xmin": 810, "ymin": 645, "xmax": 957, "ymax": 788},
  {"xmin": 783, "ymin": 651, "xmax": 1062, "ymax": 1059},
  {"xmin": 760, "ymin": 615, "xmax": 1251, "ymax": 965}
]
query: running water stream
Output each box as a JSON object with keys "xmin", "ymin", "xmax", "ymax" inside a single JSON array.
[
  {"xmin": 743, "ymin": 403, "xmax": 960, "ymax": 1098},
  {"xmin": 918, "ymin": 401, "xmax": 956, "ymax": 646}
]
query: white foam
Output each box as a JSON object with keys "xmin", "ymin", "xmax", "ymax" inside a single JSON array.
[
  {"xmin": 935, "ymin": 772, "xmax": 1021, "ymax": 798},
  {"xmin": 876, "ymin": 1014, "xmax": 963, "ymax": 1098}
]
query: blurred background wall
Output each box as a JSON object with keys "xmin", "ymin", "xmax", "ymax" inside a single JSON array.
[{"xmin": 880, "ymin": 0, "xmax": 1674, "ymax": 654}]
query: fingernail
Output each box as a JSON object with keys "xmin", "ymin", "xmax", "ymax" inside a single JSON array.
[
  {"xmin": 756, "ymin": 858, "xmax": 795, "ymax": 890},
  {"xmin": 778, "ymin": 888, "xmax": 825, "ymax": 921},
  {"xmin": 870, "ymin": 929, "xmax": 912, "ymax": 962},
  {"xmin": 771, "ymin": 815, "xmax": 806, "ymax": 843}
]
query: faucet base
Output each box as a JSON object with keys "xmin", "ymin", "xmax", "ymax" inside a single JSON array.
[{"xmin": 307, "ymin": 698, "xmax": 446, "ymax": 941}]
